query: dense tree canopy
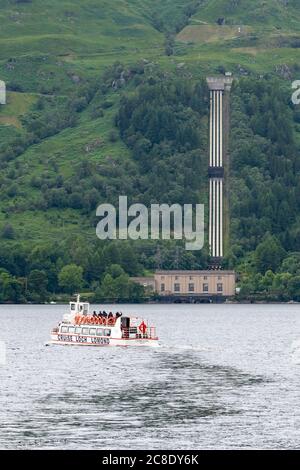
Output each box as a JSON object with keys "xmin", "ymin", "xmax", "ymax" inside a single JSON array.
[{"xmin": 1, "ymin": 65, "xmax": 300, "ymax": 302}]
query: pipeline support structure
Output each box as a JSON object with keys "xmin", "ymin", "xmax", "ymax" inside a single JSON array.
[{"xmin": 206, "ymin": 76, "xmax": 233, "ymax": 267}]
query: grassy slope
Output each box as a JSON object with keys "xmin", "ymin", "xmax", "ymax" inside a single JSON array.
[
  {"xmin": 193, "ymin": 0, "xmax": 300, "ymax": 26},
  {"xmin": 176, "ymin": 0, "xmax": 300, "ymax": 75},
  {"xmin": 1, "ymin": 0, "xmax": 300, "ymax": 246},
  {"xmin": 0, "ymin": 0, "xmax": 162, "ymax": 57},
  {"xmin": 0, "ymin": 91, "xmax": 37, "ymax": 127}
]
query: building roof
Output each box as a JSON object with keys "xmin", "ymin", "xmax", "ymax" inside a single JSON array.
[{"xmin": 155, "ymin": 270, "xmax": 236, "ymax": 275}]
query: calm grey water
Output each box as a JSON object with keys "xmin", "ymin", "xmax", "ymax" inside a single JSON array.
[{"xmin": 0, "ymin": 303, "xmax": 300, "ymax": 450}]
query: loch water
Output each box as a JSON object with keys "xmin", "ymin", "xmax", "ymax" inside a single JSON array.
[{"xmin": 0, "ymin": 303, "xmax": 300, "ymax": 449}]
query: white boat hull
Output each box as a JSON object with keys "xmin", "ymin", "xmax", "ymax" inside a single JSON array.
[{"xmin": 50, "ymin": 334, "xmax": 159, "ymax": 348}]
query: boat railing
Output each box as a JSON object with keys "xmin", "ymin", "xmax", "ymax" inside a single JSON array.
[{"xmin": 122, "ymin": 326, "xmax": 157, "ymax": 339}]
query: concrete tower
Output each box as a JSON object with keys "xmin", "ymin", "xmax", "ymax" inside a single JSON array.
[
  {"xmin": 206, "ymin": 75, "xmax": 233, "ymax": 267},
  {"xmin": 0, "ymin": 80, "xmax": 6, "ymax": 105}
]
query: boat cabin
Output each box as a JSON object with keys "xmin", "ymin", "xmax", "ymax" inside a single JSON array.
[
  {"xmin": 70, "ymin": 295, "xmax": 89, "ymax": 316},
  {"xmin": 63, "ymin": 294, "xmax": 89, "ymax": 322}
]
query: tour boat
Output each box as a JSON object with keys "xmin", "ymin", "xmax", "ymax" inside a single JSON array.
[{"xmin": 49, "ymin": 295, "xmax": 159, "ymax": 347}]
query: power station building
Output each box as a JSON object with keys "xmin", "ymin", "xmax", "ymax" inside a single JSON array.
[{"xmin": 131, "ymin": 270, "xmax": 236, "ymax": 301}]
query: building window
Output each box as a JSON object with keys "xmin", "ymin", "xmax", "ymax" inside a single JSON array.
[
  {"xmin": 174, "ymin": 283, "xmax": 180, "ymax": 292},
  {"xmin": 175, "ymin": 276, "xmax": 179, "ymax": 280},
  {"xmin": 189, "ymin": 276, "xmax": 193, "ymax": 280},
  {"xmin": 218, "ymin": 276, "xmax": 222, "ymax": 280},
  {"xmin": 217, "ymin": 283, "xmax": 223, "ymax": 292},
  {"xmin": 161, "ymin": 283, "xmax": 165, "ymax": 292},
  {"xmin": 204, "ymin": 276, "xmax": 208, "ymax": 280},
  {"xmin": 203, "ymin": 283, "xmax": 209, "ymax": 292},
  {"xmin": 188, "ymin": 283, "xmax": 194, "ymax": 292}
]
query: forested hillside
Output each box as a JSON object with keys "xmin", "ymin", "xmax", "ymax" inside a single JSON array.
[{"xmin": 1, "ymin": 0, "xmax": 300, "ymax": 302}]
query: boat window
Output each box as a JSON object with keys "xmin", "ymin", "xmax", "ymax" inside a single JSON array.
[
  {"xmin": 96, "ymin": 328, "xmax": 104, "ymax": 336},
  {"xmin": 61, "ymin": 326, "xmax": 68, "ymax": 333},
  {"xmin": 83, "ymin": 304, "xmax": 89, "ymax": 315},
  {"xmin": 89, "ymin": 328, "xmax": 96, "ymax": 336},
  {"xmin": 82, "ymin": 327, "xmax": 89, "ymax": 335},
  {"xmin": 75, "ymin": 327, "xmax": 82, "ymax": 334},
  {"xmin": 70, "ymin": 303, "xmax": 76, "ymax": 310},
  {"xmin": 121, "ymin": 317, "xmax": 130, "ymax": 329},
  {"xmin": 68, "ymin": 327, "xmax": 75, "ymax": 334},
  {"xmin": 104, "ymin": 329, "xmax": 111, "ymax": 337}
]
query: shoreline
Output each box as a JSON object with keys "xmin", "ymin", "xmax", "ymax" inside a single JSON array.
[{"xmin": 0, "ymin": 300, "xmax": 299, "ymax": 305}]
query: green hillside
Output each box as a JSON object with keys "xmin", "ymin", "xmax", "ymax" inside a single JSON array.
[
  {"xmin": 1, "ymin": 0, "xmax": 300, "ymax": 302},
  {"xmin": 194, "ymin": 0, "xmax": 300, "ymax": 26}
]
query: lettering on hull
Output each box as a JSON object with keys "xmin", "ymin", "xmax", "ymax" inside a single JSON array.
[{"xmin": 57, "ymin": 335, "xmax": 110, "ymax": 345}]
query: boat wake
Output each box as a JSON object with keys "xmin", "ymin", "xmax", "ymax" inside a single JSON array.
[{"xmin": 159, "ymin": 344, "xmax": 210, "ymax": 353}]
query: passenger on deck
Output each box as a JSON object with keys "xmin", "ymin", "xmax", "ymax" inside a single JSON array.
[
  {"xmin": 102, "ymin": 311, "xmax": 107, "ymax": 318},
  {"xmin": 115, "ymin": 312, "xmax": 122, "ymax": 318},
  {"xmin": 93, "ymin": 311, "xmax": 97, "ymax": 317},
  {"xmin": 108, "ymin": 312, "xmax": 113, "ymax": 319}
]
